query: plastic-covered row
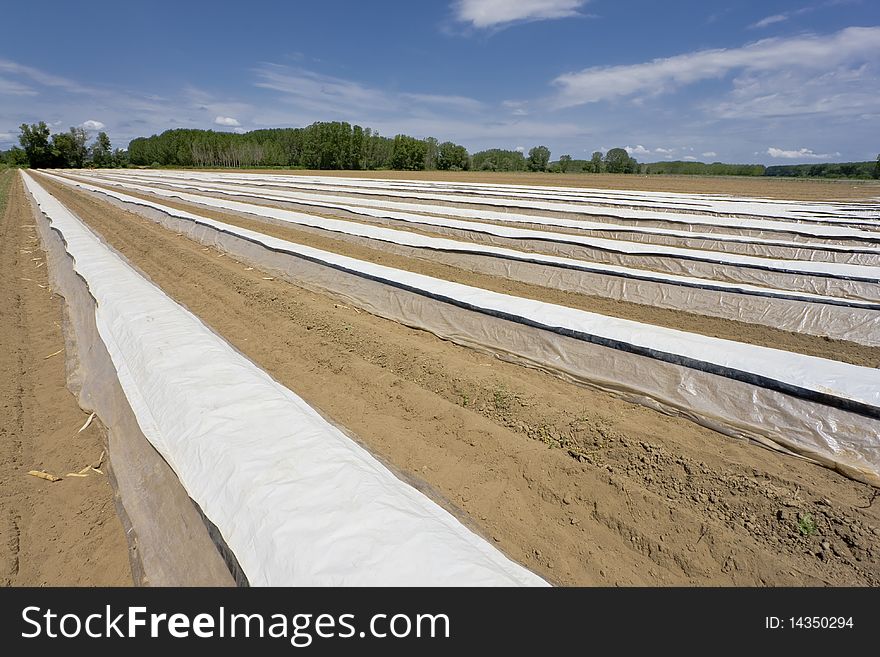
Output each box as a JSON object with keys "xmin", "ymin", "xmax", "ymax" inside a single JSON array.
[{"xmin": 23, "ymin": 171, "xmax": 548, "ymax": 587}]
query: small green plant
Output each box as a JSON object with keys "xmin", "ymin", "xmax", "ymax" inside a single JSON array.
[
  {"xmin": 0, "ymin": 168, "xmax": 13, "ymax": 216},
  {"xmin": 797, "ymin": 513, "xmax": 817, "ymax": 537},
  {"xmin": 493, "ymin": 385, "xmax": 511, "ymax": 413}
]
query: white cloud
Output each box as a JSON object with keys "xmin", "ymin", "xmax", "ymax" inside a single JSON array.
[
  {"xmin": 702, "ymin": 151, "xmax": 717, "ymax": 157},
  {"xmin": 654, "ymin": 147, "xmax": 674, "ymax": 154},
  {"xmin": 515, "ymin": 146, "xmax": 525, "ymax": 153},
  {"xmin": 552, "ymin": 27, "xmax": 880, "ymax": 107},
  {"xmin": 766, "ymin": 147, "xmax": 840, "ymax": 159},
  {"xmin": 80, "ymin": 119, "xmax": 105, "ymax": 131},
  {"xmin": 750, "ymin": 14, "xmax": 788, "ymax": 29},
  {"xmin": 214, "ymin": 115, "xmax": 241, "ymax": 127},
  {"xmin": 624, "ymin": 144, "xmax": 651, "ymax": 155},
  {"xmin": 454, "ymin": 0, "xmax": 588, "ymax": 29},
  {"xmin": 683, "ymin": 155, "xmax": 699, "ymax": 161},
  {"xmin": 0, "ymin": 131, "xmax": 16, "ymax": 142}
]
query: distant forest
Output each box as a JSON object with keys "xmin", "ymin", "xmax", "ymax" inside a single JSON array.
[{"xmin": 3, "ymin": 120, "xmax": 878, "ymax": 180}]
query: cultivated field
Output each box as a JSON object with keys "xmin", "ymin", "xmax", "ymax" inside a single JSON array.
[
  {"xmin": 6, "ymin": 167, "xmax": 880, "ymax": 586},
  {"xmin": 200, "ymin": 168, "xmax": 880, "ymax": 201}
]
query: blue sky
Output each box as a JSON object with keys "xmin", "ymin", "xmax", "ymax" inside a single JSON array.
[{"xmin": 1, "ymin": 0, "xmax": 877, "ymax": 164}]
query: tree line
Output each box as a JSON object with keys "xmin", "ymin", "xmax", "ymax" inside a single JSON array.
[
  {"xmin": 3, "ymin": 120, "xmax": 877, "ymax": 180},
  {"xmin": 764, "ymin": 159, "xmax": 879, "ymax": 180},
  {"xmin": 125, "ymin": 128, "xmax": 648, "ymax": 175},
  {"xmin": 124, "ymin": 124, "xmax": 474, "ymax": 171},
  {"xmin": 0, "ymin": 121, "xmax": 128, "ymax": 169}
]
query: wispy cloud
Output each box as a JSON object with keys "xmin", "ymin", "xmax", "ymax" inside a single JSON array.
[
  {"xmin": 250, "ymin": 63, "xmax": 582, "ymax": 146},
  {"xmin": 749, "ymin": 14, "xmax": 789, "ymax": 29},
  {"xmin": 502, "ymin": 100, "xmax": 529, "ymax": 116},
  {"xmin": 453, "ymin": 0, "xmax": 589, "ymax": 29},
  {"xmin": 767, "ymin": 146, "xmax": 840, "ymax": 159},
  {"xmin": 253, "ymin": 63, "xmax": 487, "ymax": 123},
  {"xmin": 254, "ymin": 65, "xmax": 393, "ymax": 115},
  {"xmin": 702, "ymin": 151, "xmax": 717, "ymax": 157},
  {"xmin": 551, "ymin": 27, "xmax": 880, "ymax": 107},
  {"xmin": 400, "ymin": 93, "xmax": 485, "ymax": 112},
  {"xmin": 706, "ymin": 62, "xmax": 879, "ymax": 120},
  {"xmin": 0, "ymin": 58, "xmax": 261, "ymax": 148},
  {"xmin": 0, "ymin": 76, "xmax": 37, "ymax": 96},
  {"xmin": 749, "ymin": 1, "xmax": 859, "ymax": 30},
  {"xmin": 624, "ymin": 144, "xmax": 651, "ymax": 155},
  {"xmin": 0, "ymin": 59, "xmax": 95, "ymax": 94},
  {"xmin": 0, "ymin": 53, "xmax": 582, "ymax": 153}
]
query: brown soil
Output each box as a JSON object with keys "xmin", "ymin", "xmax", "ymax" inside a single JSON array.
[
  {"xmin": 35, "ymin": 173, "xmax": 880, "ymax": 586},
  {"xmin": 0, "ymin": 171, "xmax": 132, "ymax": 586},
  {"xmin": 62, "ymin": 176, "xmax": 880, "ymax": 368},
  {"xmin": 193, "ymin": 168, "xmax": 880, "ymax": 202}
]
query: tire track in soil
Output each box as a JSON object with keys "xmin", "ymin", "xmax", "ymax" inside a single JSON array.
[{"xmin": 39, "ymin": 174, "xmax": 880, "ymax": 586}]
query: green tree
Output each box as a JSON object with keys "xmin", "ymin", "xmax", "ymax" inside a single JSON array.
[
  {"xmin": 423, "ymin": 137, "xmax": 439, "ymax": 170},
  {"xmin": 50, "ymin": 127, "xmax": 88, "ymax": 168},
  {"xmin": 874, "ymin": 154, "xmax": 879, "ymax": 180},
  {"xmin": 471, "ymin": 149, "xmax": 526, "ymax": 171},
  {"xmin": 604, "ymin": 148, "xmax": 631, "ymax": 174},
  {"xmin": 18, "ymin": 122, "xmax": 53, "ymax": 168},
  {"xmin": 390, "ymin": 135, "xmax": 428, "ymax": 170},
  {"xmin": 436, "ymin": 141, "xmax": 469, "ymax": 170},
  {"xmin": 558, "ymin": 154, "xmax": 572, "ymax": 173},
  {"xmin": 2, "ymin": 146, "xmax": 29, "ymax": 166},
  {"xmin": 351, "ymin": 125, "xmax": 365, "ymax": 169},
  {"xmin": 527, "ymin": 145, "xmax": 550, "ymax": 172},
  {"xmin": 50, "ymin": 132, "xmax": 75, "ymax": 167},
  {"xmin": 90, "ymin": 131, "xmax": 112, "ymax": 167},
  {"xmin": 110, "ymin": 148, "xmax": 128, "ymax": 168},
  {"xmin": 590, "ymin": 151, "xmax": 603, "ymax": 173}
]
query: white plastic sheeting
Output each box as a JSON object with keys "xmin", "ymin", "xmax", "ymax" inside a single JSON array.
[
  {"xmin": 25, "ymin": 185, "xmax": 235, "ymax": 586},
  {"xmin": 22, "ymin": 172, "xmax": 548, "ymax": 587},
  {"xmin": 50, "ymin": 173, "xmax": 880, "ymax": 346},
  {"xmin": 82, "ymin": 172, "xmax": 880, "ymax": 260},
  {"xmin": 89, "ymin": 169, "xmax": 880, "ymax": 224},
  {"xmin": 83, "ymin": 170, "xmax": 880, "ymax": 244},
  {"xmin": 36, "ymin": 173, "xmax": 880, "ymax": 485},
  {"xmin": 65, "ymin": 173, "xmax": 880, "ymax": 301},
  {"xmin": 100, "ymin": 169, "xmax": 880, "ymax": 231},
  {"xmin": 273, "ymin": 177, "xmax": 880, "ymax": 220}
]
